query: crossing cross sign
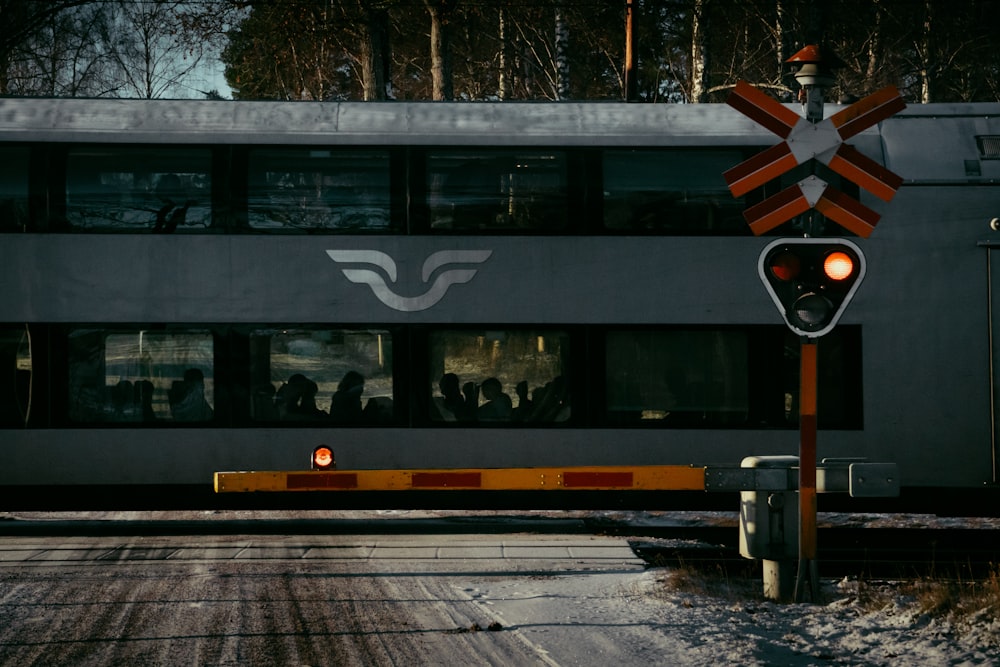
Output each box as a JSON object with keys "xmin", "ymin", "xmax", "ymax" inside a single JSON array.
[{"xmin": 724, "ymin": 81, "xmax": 906, "ymax": 237}]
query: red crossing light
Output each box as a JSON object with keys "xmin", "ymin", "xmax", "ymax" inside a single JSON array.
[
  {"xmin": 758, "ymin": 238, "xmax": 866, "ymax": 338},
  {"xmin": 823, "ymin": 251, "xmax": 856, "ymax": 281}
]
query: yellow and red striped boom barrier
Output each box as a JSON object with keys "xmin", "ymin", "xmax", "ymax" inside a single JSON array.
[{"xmin": 214, "ymin": 465, "xmax": 706, "ymax": 494}]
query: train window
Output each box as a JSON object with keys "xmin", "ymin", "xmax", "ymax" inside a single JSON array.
[
  {"xmin": 247, "ymin": 149, "xmax": 393, "ymax": 232},
  {"xmin": 428, "ymin": 329, "xmax": 570, "ymax": 423},
  {"xmin": 605, "ymin": 330, "xmax": 749, "ymax": 426},
  {"xmin": 249, "ymin": 328, "xmax": 394, "ymax": 423},
  {"xmin": 67, "ymin": 329, "xmax": 214, "ymax": 423},
  {"xmin": 0, "ymin": 147, "xmax": 29, "ymax": 232},
  {"xmin": 425, "ymin": 150, "xmax": 568, "ymax": 231},
  {"xmin": 0, "ymin": 327, "xmax": 31, "ymax": 426},
  {"xmin": 65, "ymin": 148, "xmax": 211, "ymax": 231},
  {"xmin": 603, "ymin": 150, "xmax": 747, "ymax": 234}
]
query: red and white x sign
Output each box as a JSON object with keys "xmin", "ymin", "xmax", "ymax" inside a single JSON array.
[{"xmin": 724, "ymin": 81, "xmax": 906, "ymax": 237}]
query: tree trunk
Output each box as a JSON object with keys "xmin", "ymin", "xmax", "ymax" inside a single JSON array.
[
  {"xmin": 425, "ymin": 0, "xmax": 455, "ymax": 101},
  {"xmin": 360, "ymin": 2, "xmax": 392, "ymax": 101},
  {"xmin": 919, "ymin": 0, "xmax": 934, "ymax": 103},
  {"xmin": 498, "ymin": 6, "xmax": 511, "ymax": 100},
  {"xmin": 554, "ymin": 7, "xmax": 570, "ymax": 100},
  {"xmin": 690, "ymin": 0, "xmax": 709, "ymax": 103}
]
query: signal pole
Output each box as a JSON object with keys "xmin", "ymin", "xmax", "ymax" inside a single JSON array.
[
  {"xmin": 795, "ymin": 338, "xmax": 820, "ymax": 601},
  {"xmin": 786, "ymin": 44, "xmax": 838, "ymax": 602}
]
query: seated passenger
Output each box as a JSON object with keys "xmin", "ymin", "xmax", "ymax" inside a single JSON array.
[
  {"xmin": 433, "ymin": 372, "xmax": 475, "ymax": 422},
  {"xmin": 477, "ymin": 377, "xmax": 512, "ymax": 421},
  {"xmin": 170, "ymin": 368, "xmax": 214, "ymax": 421},
  {"xmin": 277, "ymin": 373, "xmax": 327, "ymax": 420},
  {"xmin": 329, "ymin": 370, "xmax": 377, "ymax": 423}
]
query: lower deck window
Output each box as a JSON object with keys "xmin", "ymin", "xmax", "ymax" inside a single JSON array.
[
  {"xmin": 606, "ymin": 330, "xmax": 750, "ymax": 426},
  {"xmin": 429, "ymin": 329, "xmax": 570, "ymax": 423},
  {"xmin": 67, "ymin": 329, "xmax": 214, "ymax": 422},
  {"xmin": 604, "ymin": 327, "xmax": 861, "ymax": 428},
  {"xmin": 19, "ymin": 324, "xmax": 859, "ymax": 430},
  {"xmin": 250, "ymin": 328, "xmax": 393, "ymax": 423},
  {"xmin": 0, "ymin": 327, "xmax": 31, "ymax": 426}
]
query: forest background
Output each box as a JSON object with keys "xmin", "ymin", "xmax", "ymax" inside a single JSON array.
[{"xmin": 2, "ymin": 0, "xmax": 998, "ymax": 104}]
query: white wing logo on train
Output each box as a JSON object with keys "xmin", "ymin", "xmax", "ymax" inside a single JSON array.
[{"xmin": 326, "ymin": 249, "xmax": 493, "ymax": 312}]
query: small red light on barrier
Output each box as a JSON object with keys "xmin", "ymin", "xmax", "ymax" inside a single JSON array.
[{"xmin": 312, "ymin": 446, "xmax": 335, "ymax": 470}]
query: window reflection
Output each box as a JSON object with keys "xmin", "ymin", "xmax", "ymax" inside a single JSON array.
[
  {"xmin": 426, "ymin": 151, "xmax": 568, "ymax": 231},
  {"xmin": 603, "ymin": 150, "xmax": 747, "ymax": 233},
  {"xmin": 65, "ymin": 148, "xmax": 211, "ymax": 231},
  {"xmin": 605, "ymin": 330, "xmax": 749, "ymax": 426},
  {"xmin": 250, "ymin": 329, "xmax": 393, "ymax": 423},
  {"xmin": 67, "ymin": 329, "xmax": 214, "ymax": 423},
  {"xmin": 248, "ymin": 149, "xmax": 392, "ymax": 231},
  {"xmin": 0, "ymin": 148, "xmax": 29, "ymax": 232},
  {"xmin": 429, "ymin": 330, "xmax": 570, "ymax": 423}
]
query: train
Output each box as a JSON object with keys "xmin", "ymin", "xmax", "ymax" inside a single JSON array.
[{"xmin": 1, "ymin": 96, "xmax": 998, "ymax": 514}]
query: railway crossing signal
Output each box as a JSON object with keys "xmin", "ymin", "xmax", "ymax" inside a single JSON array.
[
  {"xmin": 724, "ymin": 79, "xmax": 905, "ymax": 237},
  {"xmin": 723, "ymin": 48, "xmax": 905, "ymax": 602},
  {"xmin": 758, "ymin": 238, "xmax": 866, "ymax": 338}
]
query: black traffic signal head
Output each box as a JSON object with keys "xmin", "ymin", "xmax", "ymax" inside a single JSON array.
[{"xmin": 758, "ymin": 238, "xmax": 866, "ymax": 338}]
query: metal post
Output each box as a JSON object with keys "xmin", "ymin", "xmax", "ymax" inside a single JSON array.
[{"xmin": 795, "ymin": 338, "xmax": 820, "ymax": 601}]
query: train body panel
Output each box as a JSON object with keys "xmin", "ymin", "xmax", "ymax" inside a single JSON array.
[{"xmin": 1, "ymin": 98, "xmax": 998, "ymax": 509}]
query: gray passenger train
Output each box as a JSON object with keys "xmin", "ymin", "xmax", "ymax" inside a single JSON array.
[{"xmin": 0, "ymin": 97, "xmax": 997, "ymax": 512}]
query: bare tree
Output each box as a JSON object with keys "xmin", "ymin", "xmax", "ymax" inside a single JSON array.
[
  {"xmin": 0, "ymin": 0, "xmax": 92, "ymax": 94},
  {"xmin": 106, "ymin": 0, "xmax": 210, "ymax": 99}
]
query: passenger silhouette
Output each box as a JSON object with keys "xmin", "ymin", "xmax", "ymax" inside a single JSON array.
[
  {"xmin": 477, "ymin": 377, "xmax": 512, "ymax": 421},
  {"xmin": 170, "ymin": 368, "xmax": 213, "ymax": 421},
  {"xmin": 134, "ymin": 380, "xmax": 156, "ymax": 421},
  {"xmin": 110, "ymin": 380, "xmax": 136, "ymax": 421},
  {"xmin": 435, "ymin": 372, "xmax": 475, "ymax": 421},
  {"xmin": 329, "ymin": 370, "xmax": 377, "ymax": 422},
  {"xmin": 528, "ymin": 376, "xmax": 570, "ymax": 422},
  {"xmin": 277, "ymin": 373, "xmax": 326, "ymax": 420},
  {"xmin": 252, "ymin": 382, "xmax": 279, "ymax": 421},
  {"xmin": 152, "ymin": 173, "xmax": 189, "ymax": 233},
  {"xmin": 511, "ymin": 380, "xmax": 533, "ymax": 421}
]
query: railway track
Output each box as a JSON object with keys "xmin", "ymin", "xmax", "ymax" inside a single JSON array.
[
  {"xmin": 2, "ymin": 513, "xmax": 997, "ymax": 580},
  {"xmin": 613, "ymin": 524, "xmax": 1000, "ymax": 580}
]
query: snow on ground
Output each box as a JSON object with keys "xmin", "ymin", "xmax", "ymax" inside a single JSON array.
[
  {"xmin": 3, "ymin": 509, "xmax": 999, "ymax": 665},
  {"xmin": 457, "ymin": 567, "xmax": 999, "ymax": 666}
]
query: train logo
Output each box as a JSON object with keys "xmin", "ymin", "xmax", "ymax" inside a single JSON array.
[{"xmin": 326, "ymin": 249, "xmax": 493, "ymax": 312}]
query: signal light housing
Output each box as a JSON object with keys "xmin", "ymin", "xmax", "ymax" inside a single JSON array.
[
  {"xmin": 758, "ymin": 238, "xmax": 866, "ymax": 338},
  {"xmin": 312, "ymin": 445, "xmax": 336, "ymax": 470}
]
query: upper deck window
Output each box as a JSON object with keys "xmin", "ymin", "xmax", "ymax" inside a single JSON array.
[
  {"xmin": 66, "ymin": 148, "xmax": 211, "ymax": 231},
  {"xmin": 248, "ymin": 149, "xmax": 393, "ymax": 232},
  {"xmin": 0, "ymin": 147, "xmax": 29, "ymax": 232},
  {"xmin": 425, "ymin": 150, "xmax": 568, "ymax": 231},
  {"xmin": 603, "ymin": 150, "xmax": 747, "ymax": 234}
]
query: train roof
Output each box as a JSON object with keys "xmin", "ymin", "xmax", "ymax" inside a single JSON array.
[{"xmin": 0, "ymin": 96, "xmax": 995, "ymax": 148}]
